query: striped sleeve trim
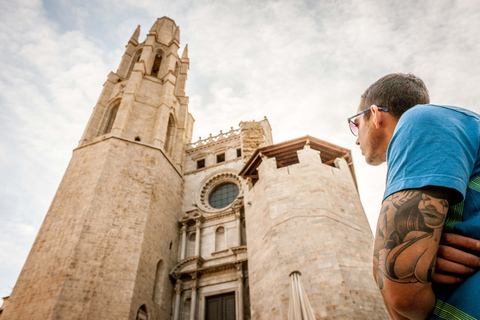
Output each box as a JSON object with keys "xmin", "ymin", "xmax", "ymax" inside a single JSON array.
[
  {"xmin": 433, "ymin": 299, "xmax": 477, "ymax": 320},
  {"xmin": 445, "ymin": 201, "xmax": 464, "ymax": 232},
  {"xmin": 468, "ymin": 176, "xmax": 480, "ymax": 193}
]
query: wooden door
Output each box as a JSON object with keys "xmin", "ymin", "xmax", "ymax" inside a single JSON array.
[{"xmin": 205, "ymin": 292, "xmax": 236, "ymax": 320}]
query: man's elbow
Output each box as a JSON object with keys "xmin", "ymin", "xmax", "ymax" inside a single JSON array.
[
  {"xmin": 380, "ymin": 287, "xmax": 415, "ymax": 311},
  {"xmin": 378, "ymin": 280, "xmax": 435, "ymax": 319}
]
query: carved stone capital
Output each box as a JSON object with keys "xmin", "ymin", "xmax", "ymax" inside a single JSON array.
[
  {"xmin": 189, "ymin": 273, "xmax": 198, "ymax": 289},
  {"xmin": 235, "ymin": 263, "xmax": 243, "ymax": 279},
  {"xmin": 175, "ymin": 280, "xmax": 183, "ymax": 295},
  {"xmin": 195, "ymin": 219, "xmax": 202, "ymax": 229}
]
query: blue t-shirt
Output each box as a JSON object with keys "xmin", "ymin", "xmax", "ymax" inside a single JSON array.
[{"xmin": 384, "ymin": 104, "xmax": 480, "ymax": 319}]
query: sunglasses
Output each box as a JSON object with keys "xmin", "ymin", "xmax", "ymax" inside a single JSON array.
[{"xmin": 347, "ymin": 107, "xmax": 388, "ymax": 136}]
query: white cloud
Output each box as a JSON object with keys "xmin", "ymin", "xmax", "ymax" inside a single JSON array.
[{"xmin": 0, "ymin": 0, "xmax": 110, "ymax": 295}]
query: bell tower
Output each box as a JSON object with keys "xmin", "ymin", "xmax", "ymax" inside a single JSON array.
[
  {"xmin": 2, "ymin": 17, "xmax": 192, "ymax": 320},
  {"xmin": 79, "ymin": 17, "xmax": 192, "ymax": 168}
]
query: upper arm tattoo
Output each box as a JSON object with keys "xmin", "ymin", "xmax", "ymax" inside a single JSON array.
[{"xmin": 374, "ymin": 190, "xmax": 448, "ymax": 289}]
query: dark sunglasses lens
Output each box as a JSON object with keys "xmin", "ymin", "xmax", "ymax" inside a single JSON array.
[{"xmin": 349, "ymin": 121, "xmax": 358, "ymax": 136}]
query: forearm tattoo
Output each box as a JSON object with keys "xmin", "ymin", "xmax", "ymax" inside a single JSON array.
[{"xmin": 373, "ymin": 190, "xmax": 448, "ymax": 289}]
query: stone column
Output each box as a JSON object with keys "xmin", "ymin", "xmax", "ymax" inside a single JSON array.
[
  {"xmin": 189, "ymin": 275, "xmax": 198, "ymax": 320},
  {"xmin": 194, "ymin": 220, "xmax": 201, "ymax": 256},
  {"xmin": 173, "ymin": 280, "xmax": 182, "ymax": 320},
  {"xmin": 236, "ymin": 264, "xmax": 244, "ymax": 320},
  {"xmin": 235, "ymin": 209, "xmax": 242, "ymax": 246},
  {"xmin": 180, "ymin": 224, "xmax": 187, "ymax": 260}
]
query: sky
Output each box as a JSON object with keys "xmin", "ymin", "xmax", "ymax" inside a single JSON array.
[{"xmin": 1, "ymin": 0, "xmax": 480, "ymax": 297}]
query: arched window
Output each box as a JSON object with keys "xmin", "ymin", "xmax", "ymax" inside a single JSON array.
[
  {"xmin": 136, "ymin": 305, "xmax": 148, "ymax": 320},
  {"xmin": 215, "ymin": 227, "xmax": 226, "ymax": 252},
  {"xmin": 186, "ymin": 232, "xmax": 196, "ymax": 258},
  {"xmin": 164, "ymin": 114, "xmax": 175, "ymax": 154},
  {"xmin": 127, "ymin": 49, "xmax": 142, "ymax": 78},
  {"xmin": 153, "ymin": 260, "xmax": 164, "ymax": 304},
  {"xmin": 99, "ymin": 102, "xmax": 119, "ymax": 136},
  {"xmin": 151, "ymin": 53, "xmax": 162, "ymax": 77}
]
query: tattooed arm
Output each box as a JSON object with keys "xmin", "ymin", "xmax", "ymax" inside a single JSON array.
[{"xmin": 373, "ymin": 188, "xmax": 449, "ymax": 320}]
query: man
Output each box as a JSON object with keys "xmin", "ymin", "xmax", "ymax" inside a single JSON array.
[{"xmin": 349, "ymin": 73, "xmax": 480, "ymax": 319}]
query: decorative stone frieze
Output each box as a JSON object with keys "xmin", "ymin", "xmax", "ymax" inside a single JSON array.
[
  {"xmin": 170, "ymin": 256, "xmax": 205, "ymax": 276},
  {"xmin": 186, "ymin": 128, "xmax": 241, "ymax": 151}
]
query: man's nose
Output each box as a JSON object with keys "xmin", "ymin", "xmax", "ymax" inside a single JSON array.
[{"xmin": 355, "ymin": 137, "xmax": 360, "ymax": 145}]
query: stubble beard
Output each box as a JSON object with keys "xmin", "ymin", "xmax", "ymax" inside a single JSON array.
[{"xmin": 365, "ymin": 132, "xmax": 386, "ymax": 166}]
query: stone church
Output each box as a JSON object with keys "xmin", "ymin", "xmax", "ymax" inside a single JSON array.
[{"xmin": 0, "ymin": 17, "xmax": 387, "ymax": 320}]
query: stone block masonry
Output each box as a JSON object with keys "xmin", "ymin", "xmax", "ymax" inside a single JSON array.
[
  {"xmin": 2, "ymin": 137, "xmax": 183, "ymax": 319},
  {"xmin": 244, "ymin": 143, "xmax": 388, "ymax": 319}
]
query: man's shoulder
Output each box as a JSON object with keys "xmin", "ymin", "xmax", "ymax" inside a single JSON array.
[
  {"xmin": 386, "ymin": 104, "xmax": 480, "ymax": 203},
  {"xmin": 402, "ymin": 104, "xmax": 480, "ymax": 122},
  {"xmin": 394, "ymin": 104, "xmax": 480, "ymax": 140}
]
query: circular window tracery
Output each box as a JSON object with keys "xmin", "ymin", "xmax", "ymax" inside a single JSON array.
[
  {"xmin": 209, "ymin": 183, "xmax": 239, "ymax": 209},
  {"xmin": 197, "ymin": 172, "xmax": 242, "ymax": 212}
]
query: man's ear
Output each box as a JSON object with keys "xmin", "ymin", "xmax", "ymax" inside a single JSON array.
[{"xmin": 370, "ymin": 105, "xmax": 382, "ymax": 129}]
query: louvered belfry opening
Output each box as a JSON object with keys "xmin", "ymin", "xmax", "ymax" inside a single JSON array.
[{"xmin": 151, "ymin": 54, "xmax": 162, "ymax": 77}]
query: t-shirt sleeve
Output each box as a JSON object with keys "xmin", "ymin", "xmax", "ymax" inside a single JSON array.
[{"xmin": 384, "ymin": 105, "xmax": 479, "ymax": 204}]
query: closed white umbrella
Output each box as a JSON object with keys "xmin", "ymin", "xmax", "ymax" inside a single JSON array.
[{"xmin": 288, "ymin": 271, "xmax": 316, "ymax": 320}]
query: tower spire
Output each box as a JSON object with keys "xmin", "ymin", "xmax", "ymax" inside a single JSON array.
[
  {"xmin": 131, "ymin": 25, "xmax": 140, "ymax": 43},
  {"xmin": 181, "ymin": 44, "xmax": 189, "ymax": 59},
  {"xmin": 149, "ymin": 18, "xmax": 160, "ymax": 33}
]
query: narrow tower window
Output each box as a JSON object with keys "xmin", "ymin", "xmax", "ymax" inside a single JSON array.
[
  {"xmin": 237, "ymin": 148, "xmax": 242, "ymax": 158},
  {"xmin": 164, "ymin": 114, "xmax": 175, "ymax": 155},
  {"xmin": 99, "ymin": 103, "xmax": 119, "ymax": 136},
  {"xmin": 127, "ymin": 49, "xmax": 142, "ymax": 78},
  {"xmin": 215, "ymin": 227, "xmax": 226, "ymax": 252},
  {"xmin": 151, "ymin": 54, "xmax": 162, "ymax": 77}
]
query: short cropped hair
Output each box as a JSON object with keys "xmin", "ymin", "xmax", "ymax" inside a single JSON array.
[{"xmin": 360, "ymin": 73, "xmax": 430, "ymax": 119}]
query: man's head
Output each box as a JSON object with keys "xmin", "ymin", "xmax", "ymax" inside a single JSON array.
[
  {"xmin": 359, "ymin": 73, "xmax": 430, "ymax": 119},
  {"xmin": 350, "ymin": 73, "xmax": 430, "ymax": 166}
]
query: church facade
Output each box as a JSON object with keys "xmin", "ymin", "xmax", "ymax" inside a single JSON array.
[{"xmin": 0, "ymin": 18, "xmax": 387, "ymax": 320}]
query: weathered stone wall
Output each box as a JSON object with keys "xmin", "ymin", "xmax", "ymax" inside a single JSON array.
[
  {"xmin": 2, "ymin": 138, "xmax": 183, "ymax": 320},
  {"xmin": 239, "ymin": 120, "xmax": 272, "ymax": 163},
  {"xmin": 244, "ymin": 146, "xmax": 388, "ymax": 319},
  {"xmin": 174, "ymin": 124, "xmax": 268, "ymax": 319},
  {"xmin": 183, "ymin": 151, "xmax": 244, "ymax": 213}
]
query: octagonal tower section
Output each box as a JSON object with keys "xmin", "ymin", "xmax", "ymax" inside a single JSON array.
[
  {"xmin": 240, "ymin": 136, "xmax": 388, "ymax": 319},
  {"xmin": 1, "ymin": 17, "xmax": 193, "ymax": 320}
]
